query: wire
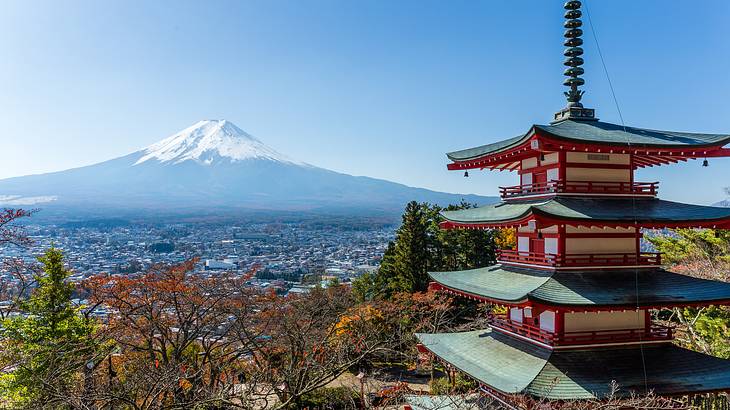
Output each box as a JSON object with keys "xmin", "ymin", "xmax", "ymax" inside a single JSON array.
[
  {"xmin": 584, "ymin": 0, "xmax": 626, "ymax": 130},
  {"xmin": 584, "ymin": 0, "xmax": 649, "ymax": 394}
]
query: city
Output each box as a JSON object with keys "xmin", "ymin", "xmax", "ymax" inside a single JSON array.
[{"xmin": 0, "ymin": 218, "xmax": 393, "ymax": 295}]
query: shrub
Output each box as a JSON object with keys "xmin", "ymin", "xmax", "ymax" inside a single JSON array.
[
  {"xmin": 429, "ymin": 373, "xmax": 477, "ymax": 395},
  {"xmin": 298, "ymin": 386, "xmax": 359, "ymax": 409}
]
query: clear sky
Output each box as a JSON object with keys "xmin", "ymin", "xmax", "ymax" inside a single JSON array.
[{"xmin": 1, "ymin": 0, "xmax": 729, "ymax": 204}]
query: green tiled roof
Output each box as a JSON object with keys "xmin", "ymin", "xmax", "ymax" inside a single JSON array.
[
  {"xmin": 440, "ymin": 197, "xmax": 730, "ymax": 226},
  {"xmin": 403, "ymin": 394, "xmax": 483, "ymax": 409},
  {"xmin": 447, "ymin": 134, "xmax": 525, "ymax": 162},
  {"xmin": 430, "ymin": 266, "xmax": 730, "ymax": 307},
  {"xmin": 430, "ymin": 266, "xmax": 551, "ymax": 303},
  {"xmin": 417, "ymin": 329, "xmax": 730, "ymax": 399},
  {"xmin": 416, "ymin": 330, "xmax": 550, "ymax": 394},
  {"xmin": 446, "ymin": 120, "xmax": 730, "ymax": 161}
]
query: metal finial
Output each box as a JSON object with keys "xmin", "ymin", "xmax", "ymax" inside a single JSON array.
[
  {"xmin": 563, "ymin": 1, "xmax": 584, "ymax": 107},
  {"xmin": 552, "ymin": 0, "xmax": 596, "ymax": 123}
]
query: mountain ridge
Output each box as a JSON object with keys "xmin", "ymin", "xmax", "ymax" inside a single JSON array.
[{"xmin": 0, "ymin": 120, "xmax": 496, "ymax": 215}]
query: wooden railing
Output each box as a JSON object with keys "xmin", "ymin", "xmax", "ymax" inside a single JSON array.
[
  {"xmin": 497, "ymin": 249, "xmax": 662, "ymax": 268},
  {"xmin": 490, "ymin": 315, "xmax": 555, "ymax": 345},
  {"xmin": 556, "ymin": 324, "xmax": 673, "ymax": 346},
  {"xmin": 490, "ymin": 315, "xmax": 673, "ymax": 347},
  {"xmin": 499, "ymin": 180, "xmax": 658, "ymax": 199}
]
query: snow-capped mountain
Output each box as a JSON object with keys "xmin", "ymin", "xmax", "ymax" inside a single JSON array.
[
  {"xmin": 135, "ymin": 120, "xmax": 302, "ymax": 166},
  {"xmin": 0, "ymin": 120, "xmax": 493, "ymax": 217}
]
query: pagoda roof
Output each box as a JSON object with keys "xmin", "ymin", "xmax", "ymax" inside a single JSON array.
[
  {"xmin": 403, "ymin": 394, "xmax": 483, "ymax": 410},
  {"xmin": 447, "ymin": 120, "xmax": 730, "ymax": 162},
  {"xmin": 440, "ymin": 197, "xmax": 730, "ymax": 229},
  {"xmin": 416, "ymin": 329, "xmax": 730, "ymax": 399},
  {"xmin": 429, "ymin": 265, "xmax": 730, "ymax": 307}
]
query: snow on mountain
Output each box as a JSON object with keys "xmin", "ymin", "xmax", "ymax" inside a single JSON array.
[
  {"xmin": 134, "ymin": 119, "xmax": 303, "ymax": 166},
  {"xmin": 0, "ymin": 119, "xmax": 495, "ymax": 216}
]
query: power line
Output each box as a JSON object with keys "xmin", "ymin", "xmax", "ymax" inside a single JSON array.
[{"xmin": 583, "ymin": 0, "xmax": 649, "ymax": 394}]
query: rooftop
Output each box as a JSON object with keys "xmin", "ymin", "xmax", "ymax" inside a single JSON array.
[
  {"xmin": 429, "ymin": 265, "xmax": 730, "ymax": 307},
  {"xmin": 416, "ymin": 329, "xmax": 730, "ymax": 400},
  {"xmin": 440, "ymin": 197, "xmax": 730, "ymax": 229},
  {"xmin": 447, "ymin": 120, "xmax": 730, "ymax": 162}
]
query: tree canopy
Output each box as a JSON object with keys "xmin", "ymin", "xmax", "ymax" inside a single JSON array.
[{"xmin": 353, "ymin": 201, "xmax": 505, "ymax": 300}]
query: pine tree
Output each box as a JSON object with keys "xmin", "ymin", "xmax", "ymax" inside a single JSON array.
[
  {"xmin": 353, "ymin": 201, "xmax": 499, "ymax": 300},
  {"xmin": 383, "ymin": 201, "xmax": 431, "ymax": 293},
  {"xmin": 436, "ymin": 202, "xmax": 497, "ymax": 271},
  {"xmin": 0, "ymin": 248, "xmax": 97, "ymax": 406}
]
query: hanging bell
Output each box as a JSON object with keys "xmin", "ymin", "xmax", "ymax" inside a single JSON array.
[
  {"xmin": 702, "ymin": 159, "xmax": 709, "ymax": 167},
  {"xmin": 464, "ymin": 171, "xmax": 469, "ymax": 178}
]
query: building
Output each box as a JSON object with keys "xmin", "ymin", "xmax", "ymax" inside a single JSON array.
[
  {"xmin": 416, "ymin": 0, "xmax": 730, "ymax": 404},
  {"xmin": 204, "ymin": 259, "xmax": 237, "ymax": 271}
]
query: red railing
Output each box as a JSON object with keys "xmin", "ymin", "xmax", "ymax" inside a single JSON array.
[
  {"xmin": 490, "ymin": 315, "xmax": 555, "ymax": 345},
  {"xmin": 497, "ymin": 249, "xmax": 557, "ymax": 266},
  {"xmin": 557, "ymin": 324, "xmax": 673, "ymax": 346},
  {"xmin": 500, "ymin": 181, "xmax": 559, "ymax": 198},
  {"xmin": 499, "ymin": 180, "xmax": 658, "ymax": 199},
  {"xmin": 497, "ymin": 249, "xmax": 662, "ymax": 268},
  {"xmin": 489, "ymin": 315, "xmax": 673, "ymax": 347}
]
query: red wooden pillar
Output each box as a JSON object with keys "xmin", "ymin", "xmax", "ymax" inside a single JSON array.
[
  {"xmin": 629, "ymin": 153, "xmax": 635, "ymax": 185},
  {"xmin": 557, "ymin": 224, "xmax": 566, "ymax": 263},
  {"xmin": 555, "ymin": 310, "xmax": 565, "ymax": 340}
]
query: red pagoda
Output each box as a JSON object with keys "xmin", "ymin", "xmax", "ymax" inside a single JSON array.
[{"xmin": 416, "ymin": 0, "xmax": 730, "ymax": 403}]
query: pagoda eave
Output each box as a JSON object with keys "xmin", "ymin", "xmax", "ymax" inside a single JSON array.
[
  {"xmin": 430, "ymin": 281, "xmax": 730, "ymax": 311},
  {"xmin": 416, "ymin": 329, "xmax": 730, "ymax": 400},
  {"xmin": 439, "ymin": 197, "xmax": 730, "ymax": 231},
  {"xmin": 428, "ymin": 266, "xmax": 730, "ymax": 309},
  {"xmin": 446, "ymin": 121, "xmax": 730, "ymax": 171}
]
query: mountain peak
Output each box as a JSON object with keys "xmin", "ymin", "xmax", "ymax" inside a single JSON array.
[{"xmin": 134, "ymin": 119, "xmax": 301, "ymax": 166}]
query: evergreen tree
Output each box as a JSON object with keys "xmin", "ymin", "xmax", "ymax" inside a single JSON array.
[
  {"xmin": 0, "ymin": 248, "xmax": 97, "ymax": 406},
  {"xmin": 353, "ymin": 201, "xmax": 498, "ymax": 300},
  {"xmin": 382, "ymin": 201, "xmax": 431, "ymax": 293},
  {"xmin": 435, "ymin": 202, "xmax": 497, "ymax": 271}
]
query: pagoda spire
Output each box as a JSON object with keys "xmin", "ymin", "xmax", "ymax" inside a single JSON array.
[{"xmin": 553, "ymin": 0, "xmax": 596, "ymax": 123}]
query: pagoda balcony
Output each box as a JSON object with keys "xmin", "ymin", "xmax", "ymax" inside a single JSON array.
[
  {"xmin": 489, "ymin": 315, "xmax": 673, "ymax": 348},
  {"xmin": 499, "ymin": 180, "xmax": 658, "ymax": 200},
  {"xmin": 497, "ymin": 249, "xmax": 662, "ymax": 269}
]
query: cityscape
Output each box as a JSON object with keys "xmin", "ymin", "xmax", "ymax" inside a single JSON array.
[{"xmin": 1, "ymin": 218, "xmax": 393, "ymax": 295}]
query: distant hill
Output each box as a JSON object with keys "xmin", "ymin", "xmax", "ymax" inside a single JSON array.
[
  {"xmin": 713, "ymin": 199, "xmax": 730, "ymax": 208},
  {"xmin": 0, "ymin": 120, "xmax": 496, "ymax": 219}
]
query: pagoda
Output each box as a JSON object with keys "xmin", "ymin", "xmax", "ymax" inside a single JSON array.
[{"xmin": 416, "ymin": 1, "xmax": 730, "ymax": 404}]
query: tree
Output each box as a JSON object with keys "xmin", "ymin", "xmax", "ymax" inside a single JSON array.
[
  {"xmin": 378, "ymin": 201, "xmax": 432, "ymax": 294},
  {"xmin": 0, "ymin": 208, "xmax": 34, "ymax": 247},
  {"xmin": 354, "ymin": 201, "xmax": 498, "ymax": 300},
  {"xmin": 434, "ymin": 203, "xmax": 497, "ymax": 271},
  {"xmin": 232, "ymin": 284, "xmax": 404, "ymax": 409},
  {"xmin": 649, "ymin": 228, "xmax": 730, "ymax": 361},
  {"xmin": 85, "ymin": 259, "xmax": 250, "ymax": 409},
  {"xmin": 0, "ymin": 208, "xmax": 37, "ymax": 321},
  {"xmin": 648, "ymin": 228, "xmax": 730, "ymax": 271},
  {"xmin": 0, "ymin": 248, "xmax": 99, "ymax": 409},
  {"xmin": 81, "ymin": 260, "xmax": 403, "ymax": 409}
]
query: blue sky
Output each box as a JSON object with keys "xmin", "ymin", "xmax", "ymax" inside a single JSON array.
[{"xmin": 1, "ymin": 0, "xmax": 729, "ymax": 204}]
